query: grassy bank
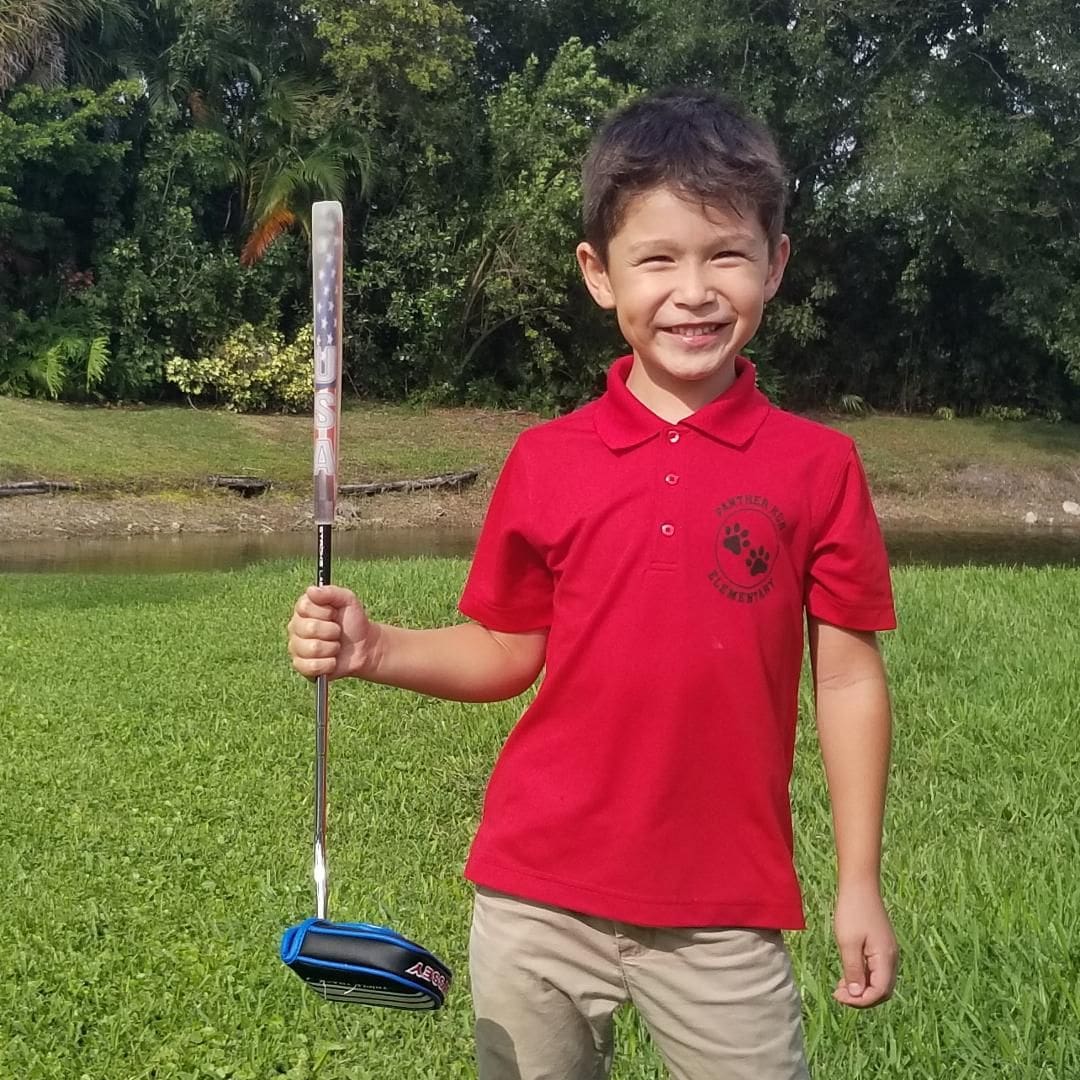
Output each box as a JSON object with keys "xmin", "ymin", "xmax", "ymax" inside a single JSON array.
[
  {"xmin": 0, "ymin": 397, "xmax": 536, "ymax": 491},
  {"xmin": 1, "ymin": 561, "xmax": 1077, "ymax": 1078},
  {"xmin": 1, "ymin": 395, "xmax": 1078, "ymax": 499}
]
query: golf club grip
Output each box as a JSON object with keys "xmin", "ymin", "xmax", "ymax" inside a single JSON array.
[{"xmin": 312, "ymin": 201, "xmax": 343, "ymax": 527}]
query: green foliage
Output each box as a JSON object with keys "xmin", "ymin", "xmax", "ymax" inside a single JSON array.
[
  {"xmin": 2, "ymin": 0, "xmax": 1080, "ymax": 414},
  {"xmin": 980, "ymin": 404, "xmax": 1029, "ymax": 423},
  {"xmin": 348, "ymin": 39, "xmax": 628, "ymax": 408},
  {"xmin": 0, "ymin": 0, "xmax": 114, "ymax": 90},
  {"xmin": 166, "ymin": 323, "xmax": 314, "ymax": 412},
  {"xmin": 24, "ymin": 329, "xmax": 108, "ymax": 397},
  {"xmin": 0, "ymin": 79, "xmax": 138, "ymax": 397},
  {"xmin": 602, "ymin": 0, "xmax": 1080, "ymax": 414},
  {"xmin": 457, "ymin": 40, "xmax": 630, "ymax": 407},
  {"xmin": 0, "ymin": 79, "xmax": 135, "ymax": 235},
  {"xmin": 0, "ymin": 309, "xmax": 109, "ymax": 398},
  {"xmin": 84, "ymin": 120, "xmax": 308, "ymax": 397},
  {"xmin": 310, "ymin": 0, "xmax": 473, "ymax": 101},
  {"xmin": 836, "ymin": 393, "xmax": 873, "ymax": 417},
  {"xmin": 346, "ymin": 205, "xmax": 472, "ymax": 400},
  {"xmin": 2, "ymin": 4, "xmax": 357, "ymax": 400}
]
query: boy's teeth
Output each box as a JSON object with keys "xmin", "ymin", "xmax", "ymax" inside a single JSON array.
[{"xmin": 670, "ymin": 324, "xmax": 718, "ymax": 336}]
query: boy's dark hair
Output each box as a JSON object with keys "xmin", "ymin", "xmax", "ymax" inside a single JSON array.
[{"xmin": 582, "ymin": 89, "xmax": 789, "ymax": 260}]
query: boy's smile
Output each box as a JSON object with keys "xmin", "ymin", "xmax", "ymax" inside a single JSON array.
[{"xmin": 577, "ymin": 186, "xmax": 790, "ymax": 420}]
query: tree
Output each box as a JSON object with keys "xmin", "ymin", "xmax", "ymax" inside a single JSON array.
[
  {"xmin": 0, "ymin": 80, "xmax": 138, "ymax": 395},
  {"xmin": 0, "ymin": 0, "xmax": 99, "ymax": 90},
  {"xmin": 603, "ymin": 0, "xmax": 1080, "ymax": 411},
  {"xmin": 461, "ymin": 0, "xmax": 636, "ymax": 87},
  {"xmin": 310, "ymin": 0, "xmax": 473, "ymax": 104},
  {"xmin": 457, "ymin": 39, "xmax": 630, "ymax": 404},
  {"xmin": 0, "ymin": 0, "xmax": 139, "ymax": 92}
]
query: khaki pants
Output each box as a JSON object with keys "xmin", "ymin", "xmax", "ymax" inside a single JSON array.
[{"xmin": 469, "ymin": 888, "xmax": 809, "ymax": 1080}]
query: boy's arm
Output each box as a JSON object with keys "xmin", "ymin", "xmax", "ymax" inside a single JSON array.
[
  {"xmin": 366, "ymin": 619, "xmax": 547, "ymax": 702},
  {"xmin": 808, "ymin": 616, "xmax": 899, "ymax": 1009},
  {"xmin": 289, "ymin": 584, "xmax": 547, "ymax": 702}
]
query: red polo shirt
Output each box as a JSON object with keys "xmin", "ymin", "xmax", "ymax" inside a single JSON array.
[{"xmin": 459, "ymin": 355, "xmax": 896, "ymax": 928}]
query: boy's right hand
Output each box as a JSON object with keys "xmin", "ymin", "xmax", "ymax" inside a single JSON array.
[{"xmin": 287, "ymin": 585, "xmax": 376, "ymax": 681}]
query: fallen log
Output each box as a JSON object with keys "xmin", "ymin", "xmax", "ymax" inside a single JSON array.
[
  {"xmin": 208, "ymin": 475, "xmax": 271, "ymax": 497},
  {"xmin": 0, "ymin": 480, "xmax": 80, "ymax": 498},
  {"xmin": 339, "ymin": 470, "xmax": 479, "ymax": 498}
]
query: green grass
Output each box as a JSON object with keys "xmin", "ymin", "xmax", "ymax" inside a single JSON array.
[
  {"xmin": 830, "ymin": 414, "xmax": 1080, "ymax": 495},
  {"xmin": 0, "ymin": 398, "xmax": 535, "ymax": 490},
  {"xmin": 1, "ymin": 562, "xmax": 1078, "ymax": 1078},
  {"xmin": 2, "ymin": 395, "xmax": 1078, "ymax": 497}
]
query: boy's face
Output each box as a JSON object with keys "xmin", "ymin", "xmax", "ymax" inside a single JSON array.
[{"xmin": 577, "ymin": 186, "xmax": 789, "ymax": 411}]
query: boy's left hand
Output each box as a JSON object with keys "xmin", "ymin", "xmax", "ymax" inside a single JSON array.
[{"xmin": 832, "ymin": 883, "xmax": 898, "ymax": 1008}]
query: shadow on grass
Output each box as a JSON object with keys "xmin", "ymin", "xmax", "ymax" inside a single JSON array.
[
  {"xmin": 978, "ymin": 417, "xmax": 1080, "ymax": 460},
  {"xmin": 5, "ymin": 574, "xmax": 207, "ymax": 612}
]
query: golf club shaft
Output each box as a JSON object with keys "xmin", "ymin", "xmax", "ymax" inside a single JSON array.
[
  {"xmin": 314, "ymin": 524, "xmax": 331, "ymax": 919},
  {"xmin": 311, "ymin": 201, "xmax": 344, "ymax": 921}
]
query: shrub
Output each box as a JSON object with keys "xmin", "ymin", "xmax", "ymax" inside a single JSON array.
[
  {"xmin": 165, "ymin": 323, "xmax": 313, "ymax": 412},
  {"xmin": 980, "ymin": 404, "xmax": 1028, "ymax": 422}
]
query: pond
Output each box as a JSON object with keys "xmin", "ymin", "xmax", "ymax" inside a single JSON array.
[{"xmin": 0, "ymin": 524, "xmax": 1078, "ymax": 574}]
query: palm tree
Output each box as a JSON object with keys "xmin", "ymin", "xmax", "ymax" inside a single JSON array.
[
  {"xmin": 2, "ymin": 0, "xmax": 373, "ymax": 262},
  {"xmin": 0, "ymin": 0, "xmax": 93, "ymax": 90},
  {"xmin": 128, "ymin": 0, "xmax": 374, "ymax": 262},
  {"xmin": 223, "ymin": 75, "xmax": 374, "ymax": 264},
  {"xmin": 0, "ymin": 0, "xmax": 136, "ymax": 91}
]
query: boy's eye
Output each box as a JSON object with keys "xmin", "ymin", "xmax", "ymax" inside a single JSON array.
[
  {"xmin": 713, "ymin": 250, "xmax": 746, "ymax": 260},
  {"xmin": 636, "ymin": 255, "xmax": 672, "ymax": 265}
]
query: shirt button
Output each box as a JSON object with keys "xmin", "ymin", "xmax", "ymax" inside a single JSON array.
[
  {"xmin": 660, "ymin": 523, "xmax": 675, "ymax": 537},
  {"xmin": 667, "ymin": 430, "xmax": 681, "ymax": 444},
  {"xmin": 664, "ymin": 473, "xmax": 679, "ymax": 485}
]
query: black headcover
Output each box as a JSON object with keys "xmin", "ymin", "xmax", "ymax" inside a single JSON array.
[{"xmin": 281, "ymin": 918, "xmax": 452, "ymax": 1010}]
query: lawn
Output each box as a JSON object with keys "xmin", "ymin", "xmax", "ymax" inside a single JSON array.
[
  {"xmin": 2, "ymin": 395, "xmax": 1078, "ymax": 499},
  {"xmin": 0, "ymin": 397, "xmax": 536, "ymax": 490},
  {"xmin": 830, "ymin": 413, "xmax": 1080, "ymax": 496},
  {"xmin": 1, "ymin": 561, "xmax": 1077, "ymax": 1078}
]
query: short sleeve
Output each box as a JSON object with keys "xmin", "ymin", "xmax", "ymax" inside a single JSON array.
[
  {"xmin": 459, "ymin": 438, "xmax": 554, "ymax": 632},
  {"xmin": 805, "ymin": 445, "xmax": 896, "ymax": 631}
]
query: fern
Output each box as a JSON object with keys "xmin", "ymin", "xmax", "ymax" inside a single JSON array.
[
  {"xmin": 33, "ymin": 339, "xmax": 68, "ymax": 397},
  {"xmin": 85, "ymin": 335, "xmax": 110, "ymax": 390},
  {"xmin": 18, "ymin": 330, "xmax": 110, "ymax": 398},
  {"xmin": 837, "ymin": 393, "xmax": 873, "ymax": 417}
]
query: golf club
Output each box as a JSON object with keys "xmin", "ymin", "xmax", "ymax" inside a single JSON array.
[{"xmin": 279, "ymin": 201, "xmax": 452, "ymax": 1011}]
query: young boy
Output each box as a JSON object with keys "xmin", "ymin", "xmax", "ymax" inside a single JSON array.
[{"xmin": 288, "ymin": 88, "xmax": 898, "ymax": 1079}]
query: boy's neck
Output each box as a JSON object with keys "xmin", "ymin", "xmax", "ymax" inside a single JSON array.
[{"xmin": 625, "ymin": 356, "xmax": 738, "ymax": 423}]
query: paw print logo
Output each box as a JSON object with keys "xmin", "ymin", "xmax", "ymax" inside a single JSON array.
[
  {"xmin": 746, "ymin": 546, "xmax": 771, "ymax": 577},
  {"xmin": 722, "ymin": 523, "xmax": 751, "ymax": 555},
  {"xmin": 713, "ymin": 502, "xmax": 781, "ymax": 594}
]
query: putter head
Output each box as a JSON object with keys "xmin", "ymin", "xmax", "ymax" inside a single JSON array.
[{"xmin": 280, "ymin": 918, "xmax": 452, "ymax": 1010}]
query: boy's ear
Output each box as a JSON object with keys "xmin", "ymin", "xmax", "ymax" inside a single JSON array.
[
  {"xmin": 764, "ymin": 234, "xmax": 791, "ymax": 303},
  {"xmin": 576, "ymin": 242, "xmax": 617, "ymax": 310}
]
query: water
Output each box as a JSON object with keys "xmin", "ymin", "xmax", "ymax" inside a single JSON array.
[{"xmin": 0, "ymin": 525, "xmax": 1077, "ymax": 574}]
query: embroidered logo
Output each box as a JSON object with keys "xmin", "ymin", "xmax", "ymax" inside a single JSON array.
[
  {"xmin": 406, "ymin": 962, "xmax": 450, "ymax": 995},
  {"xmin": 708, "ymin": 495, "xmax": 787, "ymax": 603}
]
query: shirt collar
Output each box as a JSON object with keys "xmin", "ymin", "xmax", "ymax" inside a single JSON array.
[{"xmin": 593, "ymin": 354, "xmax": 772, "ymax": 451}]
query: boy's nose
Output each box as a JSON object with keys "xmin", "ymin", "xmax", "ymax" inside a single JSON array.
[{"xmin": 673, "ymin": 268, "xmax": 714, "ymax": 307}]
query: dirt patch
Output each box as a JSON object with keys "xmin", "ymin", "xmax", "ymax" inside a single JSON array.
[
  {"xmin": 945, "ymin": 462, "xmax": 1071, "ymax": 501},
  {"xmin": 0, "ymin": 485, "xmax": 496, "ymax": 543},
  {"xmin": 937, "ymin": 464, "xmax": 1080, "ymax": 528}
]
